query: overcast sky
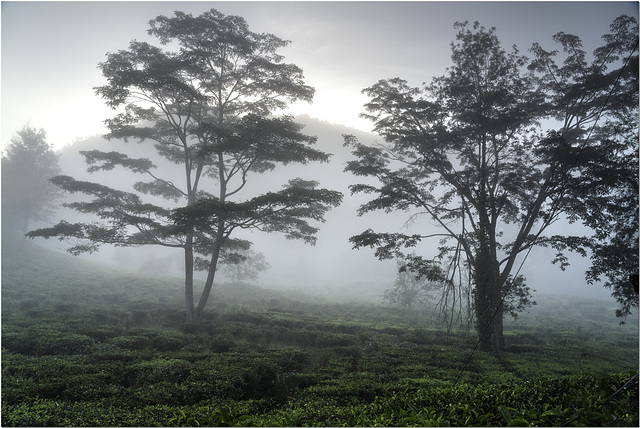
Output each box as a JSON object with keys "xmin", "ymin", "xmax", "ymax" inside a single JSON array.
[{"xmin": 2, "ymin": 1, "xmax": 638, "ymax": 150}]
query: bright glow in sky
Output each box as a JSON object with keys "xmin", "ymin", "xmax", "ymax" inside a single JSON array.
[{"xmin": 2, "ymin": 1, "xmax": 638, "ymax": 150}]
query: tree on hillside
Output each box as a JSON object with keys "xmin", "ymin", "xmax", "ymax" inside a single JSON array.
[
  {"xmin": 383, "ymin": 260, "xmax": 434, "ymax": 310},
  {"xmin": 221, "ymin": 249, "xmax": 270, "ymax": 285},
  {"xmin": 2, "ymin": 126, "xmax": 62, "ymax": 237},
  {"xmin": 27, "ymin": 9, "xmax": 342, "ymax": 321},
  {"xmin": 382, "ymin": 260, "xmax": 442, "ymax": 310},
  {"xmin": 344, "ymin": 17, "xmax": 638, "ymax": 352}
]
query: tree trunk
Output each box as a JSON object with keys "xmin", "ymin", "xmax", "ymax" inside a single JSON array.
[
  {"xmin": 193, "ymin": 150, "xmax": 228, "ymax": 321},
  {"xmin": 473, "ymin": 243, "xmax": 505, "ymax": 353},
  {"xmin": 473, "ymin": 136, "xmax": 506, "ymax": 352},
  {"xmin": 184, "ymin": 234, "xmax": 196, "ymax": 322},
  {"xmin": 482, "ymin": 296, "xmax": 505, "ymax": 353},
  {"xmin": 194, "ymin": 221, "xmax": 226, "ymax": 320},
  {"xmin": 194, "ymin": 250, "xmax": 221, "ymax": 320}
]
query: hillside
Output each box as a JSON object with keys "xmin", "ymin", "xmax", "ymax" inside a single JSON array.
[
  {"xmin": 1, "ymin": 238, "xmax": 324, "ymax": 318},
  {"xmin": 2, "ymin": 237, "xmax": 638, "ymax": 426},
  {"xmin": 3, "ymin": 236, "xmax": 631, "ymax": 324}
]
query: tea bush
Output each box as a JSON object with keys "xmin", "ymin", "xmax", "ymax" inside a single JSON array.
[
  {"xmin": 106, "ymin": 334, "xmax": 151, "ymax": 351},
  {"xmin": 34, "ymin": 333, "xmax": 95, "ymax": 356},
  {"xmin": 2, "ymin": 243, "xmax": 638, "ymax": 426},
  {"xmin": 130, "ymin": 358, "xmax": 193, "ymax": 385}
]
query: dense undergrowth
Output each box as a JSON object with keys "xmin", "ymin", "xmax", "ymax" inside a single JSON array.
[{"xmin": 2, "ymin": 241, "xmax": 638, "ymax": 426}]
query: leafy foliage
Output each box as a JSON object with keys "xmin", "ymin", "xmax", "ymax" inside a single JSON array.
[
  {"xmin": 26, "ymin": 9, "xmax": 342, "ymax": 321},
  {"xmin": 1, "ymin": 126, "xmax": 62, "ymax": 235},
  {"xmin": 344, "ymin": 17, "xmax": 638, "ymax": 352},
  {"xmin": 383, "ymin": 259, "xmax": 442, "ymax": 310},
  {"xmin": 528, "ymin": 15, "xmax": 640, "ymax": 320}
]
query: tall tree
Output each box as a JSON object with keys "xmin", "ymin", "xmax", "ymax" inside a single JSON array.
[
  {"xmin": 27, "ymin": 9, "xmax": 342, "ymax": 321},
  {"xmin": 344, "ymin": 18, "xmax": 637, "ymax": 352},
  {"xmin": 2, "ymin": 126, "xmax": 61, "ymax": 237}
]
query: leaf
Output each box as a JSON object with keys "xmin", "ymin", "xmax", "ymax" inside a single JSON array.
[
  {"xmin": 498, "ymin": 405, "xmax": 513, "ymax": 424},
  {"xmin": 80, "ymin": 150, "xmax": 155, "ymax": 173}
]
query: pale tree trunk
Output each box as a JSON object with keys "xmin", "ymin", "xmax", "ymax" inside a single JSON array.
[
  {"xmin": 193, "ymin": 151, "xmax": 228, "ymax": 321},
  {"xmin": 194, "ymin": 221, "xmax": 226, "ymax": 320},
  {"xmin": 184, "ymin": 234, "xmax": 196, "ymax": 322}
]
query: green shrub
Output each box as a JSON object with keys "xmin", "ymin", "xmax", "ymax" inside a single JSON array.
[
  {"xmin": 1, "ymin": 398, "xmax": 178, "ymax": 427},
  {"xmin": 178, "ymin": 322, "xmax": 213, "ymax": 335},
  {"xmin": 2, "ymin": 252, "xmax": 638, "ymax": 427},
  {"xmin": 408, "ymin": 327, "xmax": 433, "ymax": 344},
  {"xmin": 169, "ymin": 406, "xmax": 253, "ymax": 427},
  {"xmin": 106, "ymin": 335, "xmax": 150, "ymax": 350},
  {"xmin": 74, "ymin": 325, "xmax": 123, "ymax": 343},
  {"xmin": 1, "ymin": 331, "xmax": 38, "ymax": 355},
  {"xmin": 130, "ymin": 358, "xmax": 193, "ymax": 385},
  {"xmin": 306, "ymin": 373, "xmax": 386, "ymax": 404},
  {"xmin": 57, "ymin": 374, "xmax": 114, "ymax": 402},
  {"xmin": 147, "ymin": 330, "xmax": 193, "ymax": 352},
  {"xmin": 34, "ymin": 333, "xmax": 95, "ymax": 356},
  {"xmin": 205, "ymin": 335, "xmax": 233, "ymax": 353},
  {"xmin": 131, "ymin": 310, "xmax": 149, "ymax": 326}
]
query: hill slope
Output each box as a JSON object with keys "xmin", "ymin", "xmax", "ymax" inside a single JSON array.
[{"xmin": 1, "ymin": 238, "xmax": 308, "ymax": 316}]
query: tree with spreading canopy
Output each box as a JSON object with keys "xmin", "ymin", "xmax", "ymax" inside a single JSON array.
[
  {"xmin": 2, "ymin": 126, "xmax": 62, "ymax": 238},
  {"xmin": 27, "ymin": 9, "xmax": 342, "ymax": 321},
  {"xmin": 344, "ymin": 17, "xmax": 638, "ymax": 352},
  {"xmin": 220, "ymin": 248, "xmax": 270, "ymax": 285}
]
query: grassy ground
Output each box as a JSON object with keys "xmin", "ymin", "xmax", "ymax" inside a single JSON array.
[{"xmin": 2, "ymin": 241, "xmax": 638, "ymax": 426}]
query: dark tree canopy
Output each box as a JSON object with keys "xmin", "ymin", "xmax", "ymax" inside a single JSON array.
[
  {"xmin": 528, "ymin": 15, "xmax": 639, "ymax": 320},
  {"xmin": 27, "ymin": 9, "xmax": 342, "ymax": 321},
  {"xmin": 344, "ymin": 17, "xmax": 638, "ymax": 352},
  {"xmin": 2, "ymin": 126, "xmax": 62, "ymax": 237}
]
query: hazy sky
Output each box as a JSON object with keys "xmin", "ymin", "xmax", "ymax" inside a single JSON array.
[
  {"xmin": 3, "ymin": 1, "xmax": 636, "ymax": 302},
  {"xmin": 2, "ymin": 1, "xmax": 638, "ymax": 150}
]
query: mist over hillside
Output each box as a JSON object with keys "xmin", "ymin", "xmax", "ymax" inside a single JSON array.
[{"xmin": 32, "ymin": 115, "xmax": 616, "ymax": 303}]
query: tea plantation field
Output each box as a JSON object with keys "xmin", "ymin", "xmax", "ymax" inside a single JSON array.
[{"xmin": 2, "ymin": 241, "xmax": 638, "ymax": 426}]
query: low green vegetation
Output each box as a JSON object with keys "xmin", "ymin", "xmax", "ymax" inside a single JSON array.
[{"xmin": 2, "ymin": 242, "xmax": 638, "ymax": 426}]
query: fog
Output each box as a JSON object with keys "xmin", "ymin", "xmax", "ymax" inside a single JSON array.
[
  {"xmin": 4, "ymin": 1, "xmax": 633, "ymax": 308},
  {"xmin": 27, "ymin": 115, "xmax": 615, "ymax": 305}
]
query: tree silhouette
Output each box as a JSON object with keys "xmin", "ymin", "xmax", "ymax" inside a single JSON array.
[
  {"xmin": 27, "ymin": 9, "xmax": 342, "ymax": 321},
  {"xmin": 345, "ymin": 17, "xmax": 638, "ymax": 352}
]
